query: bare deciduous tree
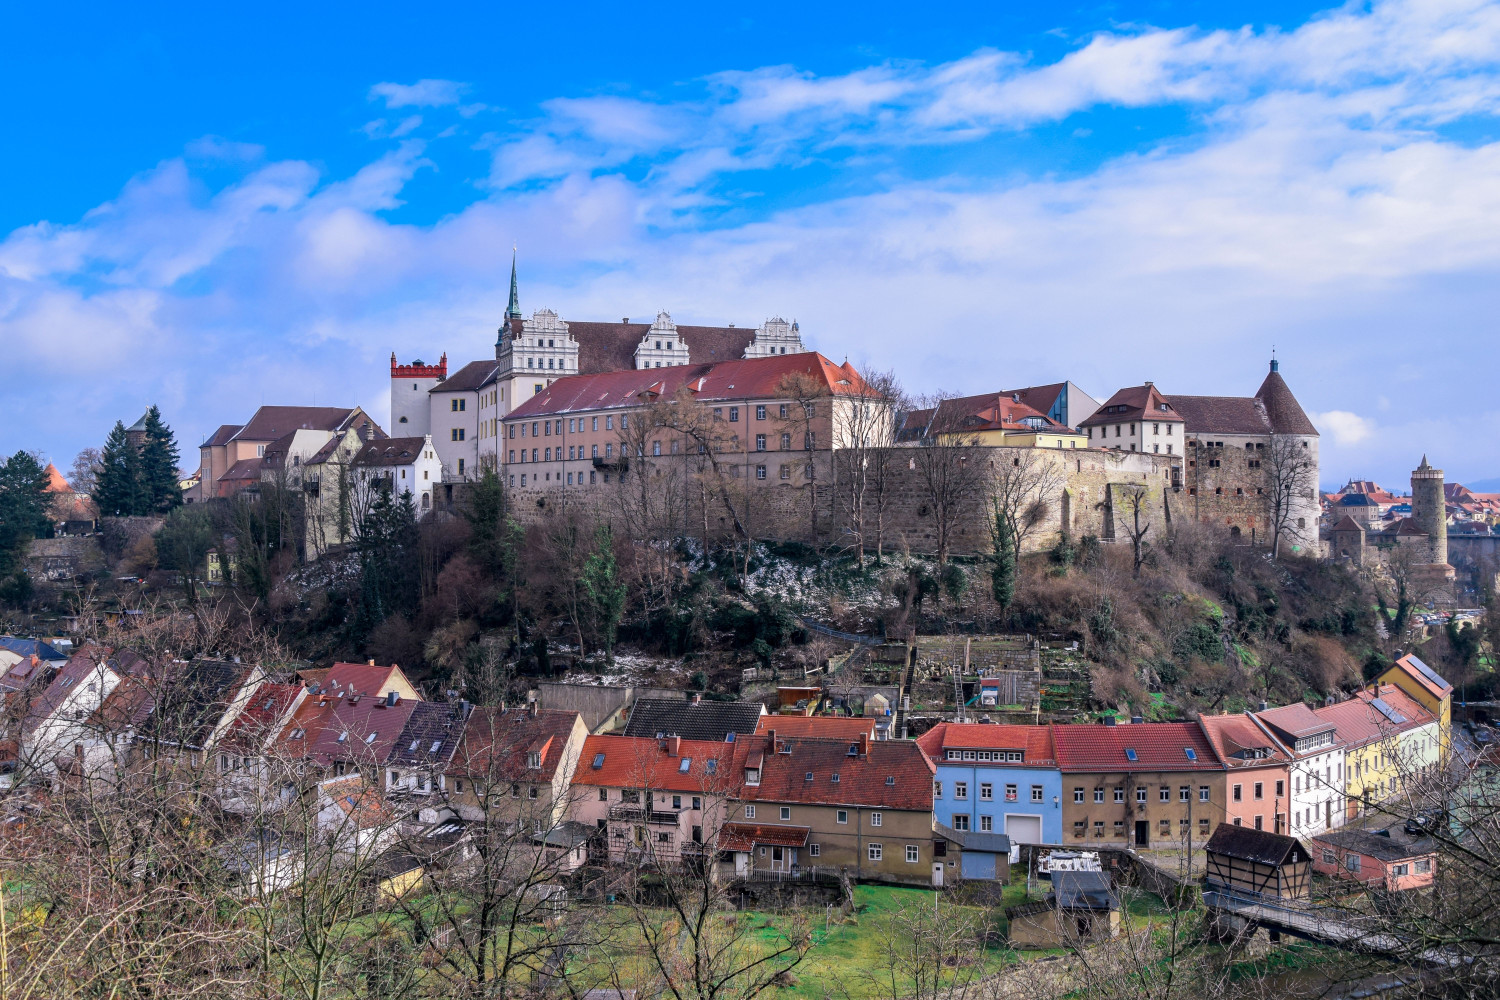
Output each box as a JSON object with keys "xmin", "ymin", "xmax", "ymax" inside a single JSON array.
[
  {"xmin": 992, "ymin": 449, "xmax": 1066, "ymax": 555},
  {"xmin": 1263, "ymin": 433, "xmax": 1317, "ymax": 560},
  {"xmin": 833, "ymin": 367, "xmax": 901, "ymax": 567},
  {"xmin": 906, "ymin": 394, "xmax": 988, "ymax": 566}
]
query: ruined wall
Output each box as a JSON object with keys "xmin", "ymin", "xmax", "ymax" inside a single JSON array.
[{"xmin": 508, "ymin": 446, "xmax": 1174, "ymax": 558}]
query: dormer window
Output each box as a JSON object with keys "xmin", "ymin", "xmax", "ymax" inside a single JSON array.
[
  {"xmin": 746, "ymin": 767, "xmax": 761, "ymax": 786},
  {"xmin": 527, "ymin": 751, "xmax": 541, "ymax": 769}
]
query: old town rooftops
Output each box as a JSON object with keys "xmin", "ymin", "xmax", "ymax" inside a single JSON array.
[
  {"xmin": 572, "ymin": 734, "xmax": 742, "ymax": 792},
  {"xmin": 623, "ymin": 698, "xmax": 766, "ymax": 742},
  {"xmin": 916, "ymin": 722, "xmax": 1057, "ymax": 764},
  {"xmin": 1250, "ymin": 703, "xmax": 1342, "ymax": 755},
  {"xmin": 1052, "ymin": 721, "xmax": 1219, "ymax": 772},
  {"xmin": 1355, "ymin": 684, "xmax": 1435, "ymax": 730},
  {"xmin": 448, "ymin": 705, "xmax": 581, "ymax": 782},
  {"xmin": 741, "ymin": 734, "xmax": 934, "ymax": 811},
  {"xmin": 504, "ymin": 352, "xmax": 876, "ymax": 421},
  {"xmin": 1390, "ymin": 654, "xmax": 1452, "ymax": 699},
  {"xmin": 753, "ymin": 715, "xmax": 877, "ymax": 741}
]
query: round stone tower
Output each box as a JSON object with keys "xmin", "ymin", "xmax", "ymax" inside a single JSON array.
[{"xmin": 1410, "ymin": 455, "xmax": 1447, "ymax": 566}]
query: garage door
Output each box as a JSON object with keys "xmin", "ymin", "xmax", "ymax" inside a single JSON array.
[{"xmin": 1005, "ymin": 814, "xmax": 1043, "ymax": 845}]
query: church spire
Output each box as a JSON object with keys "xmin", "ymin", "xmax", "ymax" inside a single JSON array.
[{"xmin": 505, "ymin": 246, "xmax": 520, "ymax": 322}]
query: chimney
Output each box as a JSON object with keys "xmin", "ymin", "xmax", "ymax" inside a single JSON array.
[
  {"xmin": 858, "ymin": 732, "xmax": 870, "ymax": 757},
  {"xmin": 386, "ymin": 691, "xmax": 399, "ymax": 708},
  {"xmin": 666, "ymin": 735, "xmax": 681, "ymax": 757},
  {"xmin": 691, "ymin": 693, "xmax": 702, "ymax": 705},
  {"xmin": 1103, "ymin": 716, "xmax": 1117, "ymax": 726},
  {"xmin": 1258, "ymin": 701, "xmax": 1269, "ymax": 712},
  {"xmin": 766, "ymin": 728, "xmax": 776, "ymax": 747},
  {"xmin": 528, "ymin": 700, "xmax": 538, "ymax": 719},
  {"xmin": 367, "ymin": 659, "xmax": 375, "ymax": 666},
  {"xmin": 1144, "ymin": 380, "xmax": 1154, "ymax": 387}
]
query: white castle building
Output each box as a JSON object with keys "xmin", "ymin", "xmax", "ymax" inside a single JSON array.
[{"xmin": 391, "ymin": 256, "xmax": 809, "ymax": 485}]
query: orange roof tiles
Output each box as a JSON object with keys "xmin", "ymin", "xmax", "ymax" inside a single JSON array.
[
  {"xmin": 916, "ymin": 722, "xmax": 1057, "ymax": 764},
  {"xmin": 755, "ymin": 716, "xmax": 877, "ymax": 740},
  {"xmin": 572, "ymin": 734, "xmax": 741, "ymax": 793},
  {"xmin": 1052, "ymin": 722, "xmax": 1220, "ymax": 772},
  {"xmin": 741, "ymin": 735, "xmax": 934, "ymax": 811}
]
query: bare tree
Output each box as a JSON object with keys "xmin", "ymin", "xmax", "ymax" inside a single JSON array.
[
  {"xmin": 1120, "ymin": 485, "xmax": 1152, "ymax": 579},
  {"xmin": 832, "ymin": 367, "xmax": 901, "ymax": 567},
  {"xmin": 992, "ymin": 449, "xmax": 1066, "ymax": 555},
  {"xmin": 1264, "ymin": 433, "xmax": 1317, "ymax": 560},
  {"xmin": 907, "ymin": 394, "xmax": 988, "ymax": 566},
  {"xmin": 776, "ymin": 371, "xmax": 832, "ymax": 543},
  {"xmin": 68, "ymin": 446, "xmax": 103, "ymax": 495}
]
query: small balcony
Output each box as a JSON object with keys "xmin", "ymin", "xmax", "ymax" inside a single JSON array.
[{"xmin": 609, "ymin": 804, "xmax": 679, "ymax": 826}]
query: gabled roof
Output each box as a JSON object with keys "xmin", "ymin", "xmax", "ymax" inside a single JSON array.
[
  {"xmin": 202, "ymin": 424, "xmax": 244, "ymax": 447},
  {"xmin": 1311, "ymin": 828, "xmax": 1435, "ymax": 863},
  {"xmin": 1080, "ymin": 384, "xmax": 1180, "ymax": 426},
  {"xmin": 916, "ymin": 722, "xmax": 1057, "ymax": 764},
  {"xmin": 1251, "ymin": 703, "xmax": 1340, "ymax": 749},
  {"xmin": 388, "ymin": 701, "xmax": 470, "ymax": 769},
  {"xmin": 1330, "ymin": 515, "xmax": 1366, "ymax": 532},
  {"xmin": 1313, "ymin": 698, "xmax": 1392, "ymax": 750},
  {"xmin": 431, "ymin": 360, "xmax": 500, "ymax": 393},
  {"xmin": 0, "ymin": 637, "xmax": 68, "ymax": 662},
  {"xmin": 895, "ymin": 391, "xmax": 1070, "ymax": 441},
  {"xmin": 505, "ymin": 352, "xmax": 877, "ymax": 422},
  {"xmin": 449, "ymin": 706, "xmax": 582, "ymax": 782},
  {"xmin": 623, "ymin": 698, "xmax": 766, "ymax": 742},
  {"xmin": 1389, "ymin": 654, "xmax": 1452, "ymax": 700},
  {"xmin": 934, "ymin": 821, "xmax": 1012, "ymax": 856},
  {"xmin": 135, "ymin": 658, "xmax": 254, "ymax": 750},
  {"xmin": 1205, "ymin": 822, "xmax": 1308, "ymax": 866},
  {"xmin": 318, "ymin": 775, "xmax": 394, "ymax": 830},
  {"xmin": 1051, "ymin": 722, "xmax": 1219, "ymax": 772},
  {"xmin": 1355, "ymin": 684, "xmax": 1436, "ymax": 731},
  {"xmin": 23, "ymin": 654, "xmax": 117, "ymax": 733},
  {"xmin": 228, "ymin": 406, "xmax": 379, "ymax": 444},
  {"xmin": 352, "ymin": 437, "xmax": 431, "ymax": 468},
  {"xmin": 741, "ymin": 735, "xmax": 934, "ymax": 811},
  {"xmin": 571, "ymin": 734, "xmax": 741, "ymax": 793},
  {"xmin": 550, "ymin": 320, "xmax": 756, "ymax": 374},
  {"xmin": 315, "ymin": 662, "xmax": 417, "ymax": 701},
  {"xmin": 754, "ymin": 716, "xmax": 876, "ymax": 740},
  {"xmin": 221, "ymin": 683, "xmax": 304, "ymax": 753},
  {"xmin": 218, "ymin": 458, "xmax": 264, "ymax": 483},
  {"xmin": 306, "ymin": 693, "xmax": 418, "ymax": 768},
  {"xmin": 1197, "ymin": 714, "xmax": 1289, "ymax": 768},
  {"xmin": 1164, "ymin": 394, "xmax": 1274, "ymax": 436}
]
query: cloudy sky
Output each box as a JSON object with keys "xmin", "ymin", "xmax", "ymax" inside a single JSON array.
[{"xmin": 4, "ymin": 0, "xmax": 1499, "ymax": 489}]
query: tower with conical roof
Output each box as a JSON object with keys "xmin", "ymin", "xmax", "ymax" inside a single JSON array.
[{"xmin": 1411, "ymin": 455, "xmax": 1448, "ymax": 567}]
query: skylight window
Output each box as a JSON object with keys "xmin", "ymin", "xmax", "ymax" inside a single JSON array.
[
  {"xmin": 805, "ymin": 771, "xmax": 814, "ymax": 781},
  {"xmin": 724, "ymin": 732, "xmax": 736, "ymax": 743},
  {"xmin": 337, "ymin": 732, "xmax": 348, "ymax": 743},
  {"xmin": 409, "ymin": 740, "xmax": 419, "ymax": 751},
  {"xmin": 365, "ymin": 733, "xmax": 378, "ymax": 744},
  {"xmin": 886, "ymin": 776, "xmax": 896, "ymax": 785},
  {"xmin": 592, "ymin": 753, "xmax": 605, "ymax": 770},
  {"xmin": 705, "ymin": 760, "xmax": 717, "ymax": 774},
  {"xmin": 1184, "ymin": 748, "xmax": 1197, "ymax": 761},
  {"xmin": 430, "ymin": 740, "xmax": 442, "ymax": 753},
  {"xmin": 1125, "ymin": 748, "xmax": 1138, "ymax": 762},
  {"xmin": 679, "ymin": 758, "xmax": 692, "ymax": 773}
]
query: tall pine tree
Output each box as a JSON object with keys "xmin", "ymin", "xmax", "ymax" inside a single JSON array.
[
  {"xmin": 93, "ymin": 421, "xmax": 144, "ymax": 516},
  {"xmin": 0, "ymin": 451, "xmax": 52, "ymax": 596},
  {"xmin": 140, "ymin": 405, "xmax": 182, "ymax": 513}
]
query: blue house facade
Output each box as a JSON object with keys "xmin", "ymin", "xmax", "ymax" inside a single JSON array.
[{"xmin": 917, "ymin": 723, "xmax": 1063, "ymax": 847}]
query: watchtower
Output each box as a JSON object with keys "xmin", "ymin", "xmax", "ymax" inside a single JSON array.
[
  {"xmin": 390, "ymin": 353, "xmax": 447, "ymax": 437},
  {"xmin": 1410, "ymin": 455, "xmax": 1447, "ymax": 566}
]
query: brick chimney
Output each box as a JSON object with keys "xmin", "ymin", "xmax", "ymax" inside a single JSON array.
[
  {"xmin": 666, "ymin": 735, "xmax": 681, "ymax": 757},
  {"xmin": 858, "ymin": 732, "xmax": 870, "ymax": 757},
  {"xmin": 528, "ymin": 699, "xmax": 539, "ymax": 719}
]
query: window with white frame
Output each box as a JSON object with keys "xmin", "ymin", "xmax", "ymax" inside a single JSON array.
[
  {"xmin": 906, "ymin": 845, "xmax": 919, "ymax": 863},
  {"xmin": 868, "ymin": 844, "xmax": 883, "ymax": 862},
  {"xmin": 870, "ymin": 812, "xmax": 882, "ymax": 827}
]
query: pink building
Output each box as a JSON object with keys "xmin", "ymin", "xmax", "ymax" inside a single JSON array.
[
  {"xmin": 1310, "ymin": 828, "xmax": 1436, "ymax": 891},
  {"xmin": 569, "ymin": 734, "xmax": 743, "ymax": 865}
]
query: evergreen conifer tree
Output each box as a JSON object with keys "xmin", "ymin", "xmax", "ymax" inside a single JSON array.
[
  {"xmin": 93, "ymin": 421, "xmax": 144, "ymax": 516},
  {"xmin": 0, "ymin": 451, "xmax": 52, "ymax": 597},
  {"xmin": 989, "ymin": 500, "xmax": 1015, "ymax": 614},
  {"xmin": 140, "ymin": 405, "xmax": 182, "ymax": 513}
]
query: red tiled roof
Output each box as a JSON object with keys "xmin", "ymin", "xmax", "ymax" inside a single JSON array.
[
  {"xmin": 449, "ymin": 707, "xmax": 582, "ymax": 782},
  {"xmin": 755, "ymin": 716, "xmax": 876, "ymax": 740},
  {"xmin": 741, "ymin": 735, "xmax": 934, "ymax": 811},
  {"xmin": 898, "ymin": 392, "xmax": 1070, "ymax": 439},
  {"xmin": 222, "ymin": 683, "xmax": 303, "ymax": 753},
  {"xmin": 1080, "ymin": 385, "xmax": 1180, "ymax": 426},
  {"xmin": 307, "ymin": 694, "xmax": 419, "ymax": 768},
  {"xmin": 275, "ymin": 692, "xmax": 340, "ymax": 759},
  {"xmin": 1250, "ymin": 704, "xmax": 1341, "ymax": 753},
  {"xmin": 1312, "ymin": 699, "xmax": 1388, "ymax": 750},
  {"xmin": 319, "ymin": 662, "xmax": 417, "ymax": 700},
  {"xmin": 1002, "ymin": 383, "xmax": 1066, "ymax": 418},
  {"xmin": 572, "ymin": 734, "xmax": 741, "ymax": 793},
  {"xmin": 505, "ymin": 352, "xmax": 877, "ymax": 421},
  {"xmin": 1356, "ymin": 684, "xmax": 1437, "ymax": 730},
  {"xmin": 719, "ymin": 822, "xmax": 810, "ymax": 852},
  {"xmin": 1052, "ymin": 722, "xmax": 1220, "ymax": 772},
  {"xmin": 1197, "ymin": 714, "xmax": 1289, "ymax": 768},
  {"xmin": 916, "ymin": 722, "xmax": 1057, "ymax": 764},
  {"xmin": 319, "ymin": 775, "xmax": 394, "ymax": 829}
]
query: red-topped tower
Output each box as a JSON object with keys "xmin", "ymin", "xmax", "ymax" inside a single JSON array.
[{"xmin": 390, "ymin": 352, "xmax": 447, "ymax": 437}]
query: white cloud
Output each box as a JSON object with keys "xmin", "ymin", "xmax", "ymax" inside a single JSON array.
[
  {"xmin": 369, "ymin": 79, "xmax": 470, "ymax": 109},
  {"xmin": 6, "ymin": 0, "xmax": 1500, "ymax": 489},
  {"xmin": 1313, "ymin": 410, "xmax": 1376, "ymax": 446}
]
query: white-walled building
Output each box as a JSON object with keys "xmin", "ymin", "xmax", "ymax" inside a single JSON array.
[
  {"xmin": 351, "ymin": 435, "xmax": 443, "ymax": 515},
  {"xmin": 390, "ymin": 255, "xmax": 810, "ymax": 484},
  {"xmin": 1251, "ymin": 704, "xmax": 1347, "ymax": 837},
  {"xmin": 21, "ymin": 653, "xmax": 124, "ymax": 779}
]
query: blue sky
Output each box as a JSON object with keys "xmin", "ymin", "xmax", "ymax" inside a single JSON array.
[{"xmin": 4, "ymin": 0, "xmax": 1500, "ymax": 489}]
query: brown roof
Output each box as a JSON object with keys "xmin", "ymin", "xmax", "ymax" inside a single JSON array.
[
  {"xmin": 432, "ymin": 360, "xmax": 500, "ymax": 393},
  {"xmin": 449, "ymin": 706, "xmax": 582, "ymax": 782},
  {"xmin": 1205, "ymin": 822, "xmax": 1308, "ymax": 866},
  {"xmin": 1330, "ymin": 515, "xmax": 1365, "ymax": 532},
  {"xmin": 898, "ymin": 391, "xmax": 1069, "ymax": 440},
  {"xmin": 741, "ymin": 735, "xmax": 935, "ymax": 811},
  {"xmin": 203, "ymin": 424, "xmax": 243, "ymax": 447},
  {"xmin": 353, "ymin": 437, "xmax": 431, "ymax": 467},
  {"xmin": 307, "ymin": 693, "xmax": 418, "ymax": 768},
  {"xmin": 559, "ymin": 321, "xmax": 757, "ymax": 374},
  {"xmin": 719, "ymin": 822, "xmax": 810, "ymax": 851},
  {"xmin": 218, "ymin": 458, "xmax": 264, "ymax": 483},
  {"xmin": 1002, "ymin": 383, "xmax": 1065, "ymax": 417},
  {"xmin": 1251, "ymin": 704, "xmax": 1340, "ymax": 751},
  {"xmin": 1164, "ymin": 394, "xmax": 1273, "ymax": 435},
  {"xmin": 1256, "ymin": 369, "xmax": 1319, "ymax": 436},
  {"xmin": 228, "ymin": 406, "xmax": 378, "ymax": 444},
  {"xmin": 1080, "ymin": 384, "xmax": 1180, "ymax": 426}
]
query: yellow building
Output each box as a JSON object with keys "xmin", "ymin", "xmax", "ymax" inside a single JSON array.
[
  {"xmin": 897, "ymin": 392, "xmax": 1088, "ymax": 450},
  {"xmin": 1314, "ymin": 697, "xmax": 1403, "ymax": 820},
  {"xmin": 1379, "ymin": 654, "xmax": 1452, "ymax": 744}
]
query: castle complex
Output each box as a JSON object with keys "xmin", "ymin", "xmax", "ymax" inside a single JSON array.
[{"xmin": 390, "ymin": 255, "xmax": 809, "ymax": 481}]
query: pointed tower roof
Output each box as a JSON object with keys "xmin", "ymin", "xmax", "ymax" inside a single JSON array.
[
  {"xmin": 505, "ymin": 249, "xmax": 520, "ymax": 322},
  {"xmin": 1254, "ymin": 360, "xmax": 1318, "ymax": 436}
]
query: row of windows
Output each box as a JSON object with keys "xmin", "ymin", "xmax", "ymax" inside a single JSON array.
[
  {"xmin": 943, "ymin": 749, "xmax": 1025, "ymax": 762},
  {"xmin": 1068, "ymin": 785, "xmax": 1211, "ymax": 804},
  {"xmin": 940, "ymin": 781, "xmax": 1043, "ymax": 802},
  {"xmin": 742, "ymin": 804, "xmax": 886, "ymax": 826},
  {"xmin": 1231, "ymin": 780, "xmax": 1286, "ymax": 801},
  {"xmin": 512, "ymin": 470, "xmax": 617, "ymax": 487},
  {"xmin": 1073, "ymin": 818, "xmax": 1211, "ymax": 838}
]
